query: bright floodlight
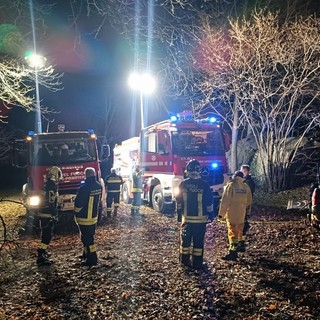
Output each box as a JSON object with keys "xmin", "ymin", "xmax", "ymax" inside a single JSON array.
[
  {"xmin": 25, "ymin": 51, "xmax": 47, "ymax": 69},
  {"xmin": 128, "ymin": 73, "xmax": 156, "ymax": 94}
]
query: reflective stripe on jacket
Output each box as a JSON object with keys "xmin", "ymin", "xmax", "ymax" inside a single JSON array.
[
  {"xmin": 105, "ymin": 172, "xmax": 123, "ymax": 193},
  {"xmin": 37, "ymin": 178, "xmax": 58, "ymax": 218},
  {"xmin": 176, "ymin": 177, "xmax": 213, "ymax": 223}
]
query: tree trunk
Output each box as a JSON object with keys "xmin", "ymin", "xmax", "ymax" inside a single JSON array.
[{"xmin": 230, "ymin": 111, "xmax": 239, "ymax": 173}]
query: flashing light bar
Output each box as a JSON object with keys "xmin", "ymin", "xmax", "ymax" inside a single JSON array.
[
  {"xmin": 170, "ymin": 115, "xmax": 178, "ymax": 122},
  {"xmin": 26, "ymin": 131, "xmax": 35, "ymax": 142},
  {"xmin": 169, "ymin": 113, "xmax": 220, "ymax": 124},
  {"xmin": 87, "ymin": 129, "xmax": 97, "ymax": 139}
]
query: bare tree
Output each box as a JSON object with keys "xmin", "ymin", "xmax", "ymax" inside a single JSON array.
[
  {"xmin": 195, "ymin": 11, "xmax": 320, "ymax": 190},
  {"xmin": 0, "ymin": 58, "xmax": 61, "ymax": 123},
  {"xmin": 0, "ymin": 1, "xmax": 62, "ymax": 123},
  {"xmin": 63, "ymin": 1, "xmax": 320, "ymax": 187},
  {"xmin": 0, "ymin": 127, "xmax": 14, "ymax": 162}
]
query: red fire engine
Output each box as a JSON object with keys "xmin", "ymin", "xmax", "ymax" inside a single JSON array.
[
  {"xmin": 113, "ymin": 112, "xmax": 230, "ymax": 214},
  {"xmin": 13, "ymin": 129, "xmax": 106, "ymax": 216}
]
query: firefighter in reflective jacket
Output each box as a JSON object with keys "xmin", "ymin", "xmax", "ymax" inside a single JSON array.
[
  {"xmin": 218, "ymin": 170, "xmax": 252, "ymax": 261},
  {"xmin": 176, "ymin": 159, "xmax": 214, "ymax": 269},
  {"xmin": 74, "ymin": 167, "xmax": 102, "ymax": 266},
  {"xmin": 105, "ymin": 168, "xmax": 123, "ymax": 217},
  {"xmin": 36, "ymin": 166, "xmax": 62, "ymax": 266},
  {"xmin": 131, "ymin": 165, "xmax": 143, "ymax": 215}
]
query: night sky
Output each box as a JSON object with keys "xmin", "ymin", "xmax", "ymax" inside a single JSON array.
[{"xmin": 8, "ymin": 1, "xmax": 176, "ymax": 143}]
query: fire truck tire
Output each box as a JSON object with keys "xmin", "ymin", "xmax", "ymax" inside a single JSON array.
[
  {"xmin": 122, "ymin": 183, "xmax": 132, "ymax": 204},
  {"xmin": 152, "ymin": 185, "xmax": 172, "ymax": 214}
]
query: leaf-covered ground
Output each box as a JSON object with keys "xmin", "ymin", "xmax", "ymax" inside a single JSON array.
[{"xmin": 1, "ymin": 189, "xmax": 320, "ymax": 319}]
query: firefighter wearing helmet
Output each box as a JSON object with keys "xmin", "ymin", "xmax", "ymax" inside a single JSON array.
[
  {"xmin": 36, "ymin": 166, "xmax": 62, "ymax": 266},
  {"xmin": 74, "ymin": 167, "xmax": 102, "ymax": 266},
  {"xmin": 176, "ymin": 159, "xmax": 214, "ymax": 270},
  {"xmin": 105, "ymin": 168, "xmax": 123, "ymax": 218}
]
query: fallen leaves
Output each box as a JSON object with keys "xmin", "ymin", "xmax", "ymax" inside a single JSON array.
[{"xmin": 0, "ymin": 196, "xmax": 320, "ymax": 319}]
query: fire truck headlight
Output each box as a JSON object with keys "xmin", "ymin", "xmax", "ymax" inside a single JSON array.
[{"xmin": 29, "ymin": 196, "xmax": 40, "ymax": 207}]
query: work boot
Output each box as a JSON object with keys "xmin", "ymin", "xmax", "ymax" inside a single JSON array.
[
  {"xmin": 81, "ymin": 252, "xmax": 98, "ymax": 267},
  {"xmin": 237, "ymin": 241, "xmax": 246, "ymax": 253},
  {"xmin": 78, "ymin": 253, "xmax": 87, "ymax": 261},
  {"xmin": 42, "ymin": 250, "xmax": 51, "ymax": 258},
  {"xmin": 37, "ymin": 249, "xmax": 53, "ymax": 266},
  {"xmin": 114, "ymin": 207, "xmax": 118, "ymax": 216},
  {"xmin": 222, "ymin": 250, "xmax": 238, "ymax": 261},
  {"xmin": 131, "ymin": 208, "xmax": 135, "ymax": 215}
]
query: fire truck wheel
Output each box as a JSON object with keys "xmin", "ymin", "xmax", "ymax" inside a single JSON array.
[
  {"xmin": 122, "ymin": 183, "xmax": 132, "ymax": 204},
  {"xmin": 152, "ymin": 185, "xmax": 172, "ymax": 214}
]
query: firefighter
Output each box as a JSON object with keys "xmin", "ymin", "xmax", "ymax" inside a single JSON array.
[
  {"xmin": 74, "ymin": 167, "xmax": 102, "ymax": 266},
  {"xmin": 36, "ymin": 166, "xmax": 62, "ymax": 266},
  {"xmin": 176, "ymin": 159, "xmax": 214, "ymax": 270},
  {"xmin": 238, "ymin": 164, "xmax": 256, "ymax": 252},
  {"xmin": 218, "ymin": 170, "xmax": 252, "ymax": 261},
  {"xmin": 105, "ymin": 168, "xmax": 123, "ymax": 217},
  {"xmin": 131, "ymin": 165, "xmax": 143, "ymax": 215}
]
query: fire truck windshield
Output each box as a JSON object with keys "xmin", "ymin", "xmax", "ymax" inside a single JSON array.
[
  {"xmin": 172, "ymin": 129, "xmax": 225, "ymax": 156},
  {"xmin": 31, "ymin": 139, "xmax": 97, "ymax": 165}
]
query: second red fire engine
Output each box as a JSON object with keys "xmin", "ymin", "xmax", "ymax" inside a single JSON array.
[{"xmin": 113, "ymin": 112, "xmax": 230, "ymax": 214}]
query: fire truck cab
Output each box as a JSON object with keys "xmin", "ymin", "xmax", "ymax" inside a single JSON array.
[
  {"xmin": 13, "ymin": 129, "xmax": 106, "ymax": 217},
  {"xmin": 114, "ymin": 112, "xmax": 229, "ymax": 214}
]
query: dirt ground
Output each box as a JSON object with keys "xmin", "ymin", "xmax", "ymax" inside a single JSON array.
[{"xmin": 0, "ymin": 189, "xmax": 320, "ymax": 319}]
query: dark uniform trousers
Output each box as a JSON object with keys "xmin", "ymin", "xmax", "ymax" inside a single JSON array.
[
  {"xmin": 38, "ymin": 217, "xmax": 54, "ymax": 251},
  {"xmin": 180, "ymin": 222, "xmax": 207, "ymax": 268},
  {"xmin": 78, "ymin": 224, "xmax": 97, "ymax": 264},
  {"xmin": 106, "ymin": 192, "xmax": 120, "ymax": 215}
]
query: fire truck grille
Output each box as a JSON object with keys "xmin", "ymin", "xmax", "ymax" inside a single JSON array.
[
  {"xmin": 201, "ymin": 171, "xmax": 225, "ymax": 186},
  {"xmin": 58, "ymin": 182, "xmax": 81, "ymax": 194}
]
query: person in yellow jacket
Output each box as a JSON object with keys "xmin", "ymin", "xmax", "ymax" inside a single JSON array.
[{"xmin": 218, "ymin": 170, "xmax": 252, "ymax": 260}]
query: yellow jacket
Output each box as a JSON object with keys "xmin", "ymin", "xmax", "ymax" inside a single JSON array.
[{"xmin": 218, "ymin": 177, "xmax": 252, "ymax": 224}]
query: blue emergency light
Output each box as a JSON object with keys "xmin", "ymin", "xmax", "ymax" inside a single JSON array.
[
  {"xmin": 209, "ymin": 117, "xmax": 217, "ymax": 123},
  {"xmin": 88, "ymin": 129, "xmax": 95, "ymax": 134},
  {"xmin": 170, "ymin": 115, "xmax": 178, "ymax": 123},
  {"xmin": 28, "ymin": 131, "xmax": 35, "ymax": 136},
  {"xmin": 211, "ymin": 162, "xmax": 218, "ymax": 169}
]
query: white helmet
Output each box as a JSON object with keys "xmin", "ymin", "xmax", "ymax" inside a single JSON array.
[{"xmin": 47, "ymin": 166, "xmax": 63, "ymax": 182}]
